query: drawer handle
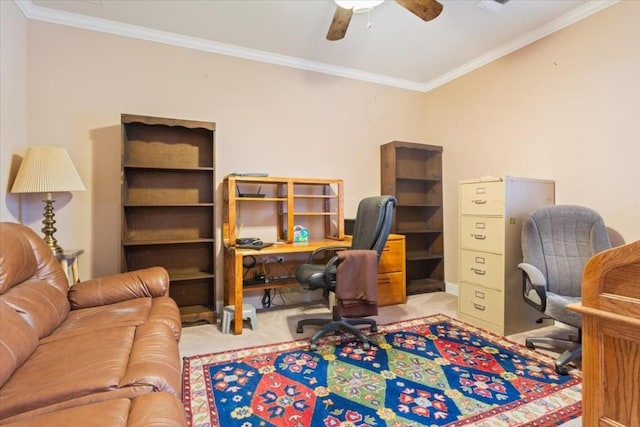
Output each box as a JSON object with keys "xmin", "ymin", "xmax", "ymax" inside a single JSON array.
[
  {"xmin": 471, "ymin": 268, "xmax": 486, "ymax": 275},
  {"xmin": 473, "ymin": 303, "xmax": 486, "ymax": 311},
  {"xmin": 472, "ymin": 199, "xmax": 487, "ymax": 204},
  {"xmin": 471, "ymin": 234, "xmax": 486, "ymax": 240},
  {"xmin": 475, "ymin": 291, "xmax": 485, "ymax": 299},
  {"xmin": 377, "ymin": 277, "xmax": 391, "ymax": 285}
]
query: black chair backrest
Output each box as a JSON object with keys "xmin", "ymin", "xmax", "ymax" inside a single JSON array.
[{"xmin": 350, "ymin": 195, "xmax": 397, "ymax": 258}]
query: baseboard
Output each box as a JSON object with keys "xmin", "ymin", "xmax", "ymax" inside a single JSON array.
[{"xmin": 445, "ymin": 281, "xmax": 459, "ymax": 296}]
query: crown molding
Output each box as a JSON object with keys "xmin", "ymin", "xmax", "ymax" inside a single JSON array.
[
  {"xmin": 13, "ymin": 0, "xmax": 425, "ymax": 91},
  {"xmin": 15, "ymin": 0, "xmax": 619, "ymax": 93}
]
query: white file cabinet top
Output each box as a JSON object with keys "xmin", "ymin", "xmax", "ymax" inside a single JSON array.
[{"xmin": 460, "ymin": 176, "xmax": 555, "ymax": 216}]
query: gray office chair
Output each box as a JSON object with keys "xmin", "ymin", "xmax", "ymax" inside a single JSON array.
[
  {"xmin": 296, "ymin": 195, "xmax": 396, "ymax": 351},
  {"xmin": 518, "ymin": 205, "xmax": 611, "ymax": 374}
]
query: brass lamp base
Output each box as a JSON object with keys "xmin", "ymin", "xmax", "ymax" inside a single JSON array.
[{"xmin": 42, "ymin": 198, "xmax": 63, "ymax": 255}]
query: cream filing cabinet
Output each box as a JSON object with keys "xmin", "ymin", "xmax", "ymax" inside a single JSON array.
[{"xmin": 458, "ymin": 176, "xmax": 555, "ymax": 336}]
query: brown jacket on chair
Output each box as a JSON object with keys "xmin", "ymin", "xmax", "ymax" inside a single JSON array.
[{"xmin": 335, "ymin": 250, "xmax": 378, "ymax": 318}]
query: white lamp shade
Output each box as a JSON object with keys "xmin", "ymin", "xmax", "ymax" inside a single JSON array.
[{"xmin": 11, "ymin": 146, "xmax": 86, "ymax": 194}]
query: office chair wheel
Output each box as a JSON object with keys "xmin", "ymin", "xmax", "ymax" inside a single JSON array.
[
  {"xmin": 525, "ymin": 340, "xmax": 535, "ymax": 349},
  {"xmin": 371, "ymin": 325, "xmax": 377, "ymax": 333},
  {"xmin": 296, "ymin": 325, "xmax": 303, "ymax": 333},
  {"xmin": 309, "ymin": 343, "xmax": 318, "ymax": 351},
  {"xmin": 362, "ymin": 342, "xmax": 371, "ymax": 351},
  {"xmin": 555, "ymin": 364, "xmax": 570, "ymax": 375}
]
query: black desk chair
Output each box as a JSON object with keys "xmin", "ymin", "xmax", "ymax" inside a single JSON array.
[{"xmin": 296, "ymin": 195, "xmax": 396, "ymax": 351}]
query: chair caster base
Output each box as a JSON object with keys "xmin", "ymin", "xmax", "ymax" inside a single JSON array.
[
  {"xmin": 296, "ymin": 325, "xmax": 303, "ymax": 333},
  {"xmin": 308, "ymin": 340, "xmax": 371, "ymax": 352}
]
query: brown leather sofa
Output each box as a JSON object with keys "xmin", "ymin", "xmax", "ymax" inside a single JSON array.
[{"xmin": 0, "ymin": 222, "xmax": 187, "ymax": 426}]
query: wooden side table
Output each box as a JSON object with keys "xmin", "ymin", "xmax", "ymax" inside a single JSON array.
[{"xmin": 56, "ymin": 249, "xmax": 84, "ymax": 287}]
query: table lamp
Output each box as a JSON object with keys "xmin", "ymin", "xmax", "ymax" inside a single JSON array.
[{"xmin": 10, "ymin": 146, "xmax": 86, "ymax": 255}]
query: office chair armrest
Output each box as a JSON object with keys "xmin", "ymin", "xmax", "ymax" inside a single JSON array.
[
  {"xmin": 518, "ymin": 262, "xmax": 547, "ymax": 312},
  {"xmin": 324, "ymin": 255, "xmax": 340, "ymax": 289},
  {"xmin": 307, "ymin": 246, "xmax": 348, "ymax": 264},
  {"xmin": 518, "ymin": 263, "xmax": 546, "ymax": 286}
]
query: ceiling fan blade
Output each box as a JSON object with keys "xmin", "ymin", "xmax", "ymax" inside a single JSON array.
[
  {"xmin": 395, "ymin": 0, "xmax": 444, "ymax": 22},
  {"xmin": 326, "ymin": 6, "xmax": 353, "ymax": 41}
]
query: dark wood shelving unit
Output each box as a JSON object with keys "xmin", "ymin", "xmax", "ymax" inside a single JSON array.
[
  {"xmin": 381, "ymin": 141, "xmax": 445, "ymax": 294},
  {"xmin": 121, "ymin": 114, "xmax": 216, "ymax": 325}
]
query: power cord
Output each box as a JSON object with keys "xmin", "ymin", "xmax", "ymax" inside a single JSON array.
[{"xmin": 262, "ymin": 289, "xmax": 272, "ymax": 308}]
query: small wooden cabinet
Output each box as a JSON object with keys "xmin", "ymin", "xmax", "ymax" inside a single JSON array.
[
  {"xmin": 381, "ymin": 141, "xmax": 444, "ymax": 295},
  {"xmin": 458, "ymin": 176, "xmax": 555, "ymax": 335},
  {"xmin": 376, "ymin": 234, "xmax": 406, "ymax": 306},
  {"xmin": 345, "ymin": 233, "xmax": 406, "ymax": 306},
  {"xmin": 121, "ymin": 114, "xmax": 216, "ymax": 324}
]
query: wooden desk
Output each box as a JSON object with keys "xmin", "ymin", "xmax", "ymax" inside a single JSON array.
[
  {"xmin": 568, "ymin": 240, "xmax": 640, "ymax": 427},
  {"xmin": 224, "ymin": 239, "xmax": 349, "ymax": 334},
  {"xmin": 224, "ymin": 235, "xmax": 406, "ymax": 335},
  {"xmin": 56, "ymin": 249, "xmax": 84, "ymax": 287}
]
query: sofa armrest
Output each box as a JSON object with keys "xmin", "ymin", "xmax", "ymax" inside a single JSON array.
[{"xmin": 69, "ymin": 267, "xmax": 170, "ymax": 310}]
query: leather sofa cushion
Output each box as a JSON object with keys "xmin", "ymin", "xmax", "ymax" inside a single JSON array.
[
  {"xmin": 1, "ymin": 277, "xmax": 70, "ymax": 340},
  {"xmin": 41, "ymin": 296, "xmax": 181, "ymax": 344},
  {"xmin": 0, "ymin": 322, "xmax": 181, "ymax": 420},
  {"xmin": 0, "ymin": 223, "xmax": 70, "ymax": 340},
  {"xmin": 68, "ymin": 267, "xmax": 170, "ymax": 309},
  {"xmin": 0, "ymin": 302, "xmax": 38, "ymax": 387},
  {"xmin": 1, "ymin": 392, "xmax": 186, "ymax": 427},
  {"xmin": 0, "ymin": 221, "xmax": 41, "ymax": 293}
]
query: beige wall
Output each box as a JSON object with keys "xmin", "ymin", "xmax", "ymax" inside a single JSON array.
[
  {"xmin": 6, "ymin": 20, "xmax": 429, "ymax": 294},
  {"xmin": 0, "ymin": 1, "xmax": 28, "ymax": 221},
  {"xmin": 423, "ymin": 0, "xmax": 639, "ymax": 285},
  {"xmin": 1, "ymin": 1, "xmax": 638, "ymax": 302}
]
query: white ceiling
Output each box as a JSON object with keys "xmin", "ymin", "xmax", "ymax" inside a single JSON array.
[{"xmin": 22, "ymin": 0, "xmax": 617, "ymax": 91}]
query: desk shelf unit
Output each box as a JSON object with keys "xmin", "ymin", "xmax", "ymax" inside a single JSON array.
[
  {"xmin": 222, "ymin": 175, "xmax": 344, "ymax": 245},
  {"xmin": 381, "ymin": 141, "xmax": 445, "ymax": 294},
  {"xmin": 121, "ymin": 114, "xmax": 216, "ymax": 325}
]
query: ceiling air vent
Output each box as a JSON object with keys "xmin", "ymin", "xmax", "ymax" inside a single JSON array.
[{"xmin": 475, "ymin": 0, "xmax": 512, "ymax": 12}]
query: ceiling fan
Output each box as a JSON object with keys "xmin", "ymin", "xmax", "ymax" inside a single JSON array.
[{"xmin": 327, "ymin": 0, "xmax": 444, "ymax": 41}]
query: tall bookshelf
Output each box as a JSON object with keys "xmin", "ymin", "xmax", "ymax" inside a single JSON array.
[
  {"xmin": 121, "ymin": 114, "xmax": 216, "ymax": 324},
  {"xmin": 381, "ymin": 141, "xmax": 445, "ymax": 294}
]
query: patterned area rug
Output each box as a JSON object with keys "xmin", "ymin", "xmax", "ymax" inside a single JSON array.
[{"xmin": 183, "ymin": 314, "xmax": 581, "ymax": 426}]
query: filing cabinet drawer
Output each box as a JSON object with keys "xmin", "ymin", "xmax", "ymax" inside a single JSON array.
[
  {"xmin": 460, "ymin": 181, "xmax": 504, "ymax": 215},
  {"xmin": 460, "ymin": 216, "xmax": 504, "ymax": 253},
  {"xmin": 378, "ymin": 238, "xmax": 404, "ymax": 274},
  {"xmin": 460, "ymin": 250, "xmax": 504, "ymax": 290},
  {"xmin": 377, "ymin": 272, "xmax": 405, "ymax": 306},
  {"xmin": 459, "ymin": 283, "xmax": 504, "ymax": 327}
]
